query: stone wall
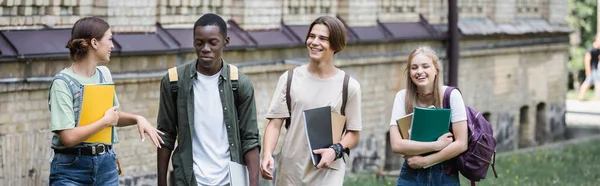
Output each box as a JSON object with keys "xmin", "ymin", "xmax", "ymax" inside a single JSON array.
[{"xmin": 0, "ymin": 37, "xmax": 568, "ymax": 185}]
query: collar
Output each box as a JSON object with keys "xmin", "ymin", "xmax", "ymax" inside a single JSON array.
[{"xmin": 187, "ymin": 58, "xmax": 230, "ymax": 80}]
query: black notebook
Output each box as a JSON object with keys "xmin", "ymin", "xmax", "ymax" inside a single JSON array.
[{"xmin": 303, "ymin": 106, "xmax": 333, "ymax": 167}]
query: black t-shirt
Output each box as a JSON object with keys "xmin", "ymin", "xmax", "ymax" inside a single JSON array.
[{"xmin": 588, "ymin": 46, "xmax": 600, "ymax": 70}]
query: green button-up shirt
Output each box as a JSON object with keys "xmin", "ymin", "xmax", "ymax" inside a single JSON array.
[{"xmin": 157, "ymin": 59, "xmax": 260, "ymax": 185}]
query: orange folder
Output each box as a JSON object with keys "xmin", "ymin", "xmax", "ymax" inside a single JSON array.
[{"xmin": 79, "ymin": 84, "xmax": 115, "ymax": 144}]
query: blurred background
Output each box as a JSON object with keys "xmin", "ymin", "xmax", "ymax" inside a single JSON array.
[{"xmin": 0, "ymin": 0, "xmax": 598, "ymax": 185}]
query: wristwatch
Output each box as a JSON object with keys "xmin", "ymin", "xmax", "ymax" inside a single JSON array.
[{"xmin": 329, "ymin": 143, "xmax": 344, "ymax": 160}]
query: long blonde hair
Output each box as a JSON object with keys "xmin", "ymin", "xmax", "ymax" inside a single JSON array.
[{"xmin": 404, "ymin": 47, "xmax": 443, "ymax": 114}]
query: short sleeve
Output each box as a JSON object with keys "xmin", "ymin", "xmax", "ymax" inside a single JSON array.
[
  {"xmin": 450, "ymin": 89, "xmax": 468, "ymax": 123},
  {"xmin": 344, "ymin": 79, "xmax": 362, "ymax": 131},
  {"xmin": 389, "ymin": 90, "xmax": 407, "ymax": 126},
  {"xmin": 50, "ymin": 80, "xmax": 76, "ymax": 132},
  {"xmin": 265, "ymin": 71, "xmax": 290, "ymax": 119}
]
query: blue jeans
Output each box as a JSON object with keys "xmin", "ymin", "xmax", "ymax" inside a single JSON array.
[
  {"xmin": 396, "ymin": 162, "xmax": 459, "ymax": 186},
  {"xmin": 49, "ymin": 149, "xmax": 119, "ymax": 186}
]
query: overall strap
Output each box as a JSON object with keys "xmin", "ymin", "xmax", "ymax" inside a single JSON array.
[
  {"xmin": 48, "ymin": 72, "xmax": 84, "ymax": 126},
  {"xmin": 96, "ymin": 66, "xmax": 113, "ymax": 83}
]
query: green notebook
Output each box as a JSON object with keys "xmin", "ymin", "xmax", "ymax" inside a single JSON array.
[{"xmin": 409, "ymin": 107, "xmax": 451, "ymax": 142}]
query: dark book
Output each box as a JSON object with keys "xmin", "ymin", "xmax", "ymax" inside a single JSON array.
[{"xmin": 303, "ymin": 106, "xmax": 334, "ymax": 167}]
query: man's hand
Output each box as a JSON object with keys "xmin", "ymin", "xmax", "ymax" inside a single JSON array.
[
  {"xmin": 313, "ymin": 148, "xmax": 336, "ymax": 169},
  {"xmin": 260, "ymin": 153, "xmax": 275, "ymax": 180}
]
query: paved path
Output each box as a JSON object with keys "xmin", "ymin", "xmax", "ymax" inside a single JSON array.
[{"xmin": 566, "ymin": 99, "xmax": 600, "ymax": 126}]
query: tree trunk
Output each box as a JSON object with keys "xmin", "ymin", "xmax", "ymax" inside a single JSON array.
[{"xmin": 573, "ymin": 70, "xmax": 581, "ymax": 91}]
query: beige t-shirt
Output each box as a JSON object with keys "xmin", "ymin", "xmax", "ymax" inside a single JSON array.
[{"xmin": 265, "ymin": 65, "xmax": 362, "ymax": 186}]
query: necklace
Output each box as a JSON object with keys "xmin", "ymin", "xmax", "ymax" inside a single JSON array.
[
  {"xmin": 69, "ymin": 63, "xmax": 77, "ymax": 74},
  {"xmin": 417, "ymin": 92, "xmax": 433, "ymax": 97}
]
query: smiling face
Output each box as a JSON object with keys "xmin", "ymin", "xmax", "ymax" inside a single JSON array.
[
  {"xmin": 409, "ymin": 54, "xmax": 438, "ymax": 88},
  {"xmin": 194, "ymin": 25, "xmax": 229, "ymax": 70},
  {"xmin": 92, "ymin": 29, "xmax": 114, "ymax": 62},
  {"xmin": 306, "ymin": 24, "xmax": 335, "ymax": 62}
]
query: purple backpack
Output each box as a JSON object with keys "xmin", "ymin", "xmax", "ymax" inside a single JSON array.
[{"xmin": 443, "ymin": 87, "xmax": 498, "ymax": 186}]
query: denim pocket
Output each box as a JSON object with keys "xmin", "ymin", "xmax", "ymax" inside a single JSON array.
[{"xmin": 53, "ymin": 154, "xmax": 79, "ymax": 166}]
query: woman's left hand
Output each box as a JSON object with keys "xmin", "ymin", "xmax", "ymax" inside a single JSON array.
[
  {"xmin": 405, "ymin": 155, "xmax": 431, "ymax": 169},
  {"xmin": 136, "ymin": 116, "xmax": 165, "ymax": 148}
]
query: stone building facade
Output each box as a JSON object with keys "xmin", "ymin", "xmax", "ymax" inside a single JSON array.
[{"xmin": 0, "ymin": 0, "xmax": 569, "ymax": 185}]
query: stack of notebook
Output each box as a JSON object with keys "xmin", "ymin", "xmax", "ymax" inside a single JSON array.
[
  {"xmin": 396, "ymin": 106, "xmax": 451, "ymax": 168},
  {"xmin": 303, "ymin": 106, "xmax": 346, "ymax": 169}
]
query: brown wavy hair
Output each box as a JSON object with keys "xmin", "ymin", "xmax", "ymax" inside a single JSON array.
[
  {"xmin": 404, "ymin": 46, "xmax": 443, "ymax": 114},
  {"xmin": 305, "ymin": 16, "xmax": 347, "ymax": 54},
  {"xmin": 65, "ymin": 17, "xmax": 110, "ymax": 61}
]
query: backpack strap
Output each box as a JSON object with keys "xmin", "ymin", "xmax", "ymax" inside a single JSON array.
[
  {"xmin": 285, "ymin": 71, "xmax": 351, "ymax": 130},
  {"xmin": 491, "ymin": 152, "xmax": 498, "ymax": 178},
  {"xmin": 443, "ymin": 86, "xmax": 458, "ymax": 109},
  {"xmin": 341, "ymin": 74, "xmax": 351, "ymax": 159},
  {"xmin": 166, "ymin": 64, "xmax": 241, "ymax": 109},
  {"xmin": 284, "ymin": 69, "xmax": 294, "ymax": 130},
  {"xmin": 229, "ymin": 64, "xmax": 239, "ymax": 91},
  {"xmin": 341, "ymin": 74, "xmax": 350, "ymax": 115},
  {"xmin": 167, "ymin": 67, "xmax": 179, "ymax": 103}
]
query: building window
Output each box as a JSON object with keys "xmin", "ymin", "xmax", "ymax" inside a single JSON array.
[
  {"xmin": 519, "ymin": 106, "xmax": 531, "ymax": 148},
  {"xmin": 457, "ymin": 0, "xmax": 488, "ymax": 18},
  {"xmin": 535, "ymin": 103, "xmax": 547, "ymax": 145},
  {"xmin": 381, "ymin": 0, "xmax": 418, "ymax": 14},
  {"xmin": 286, "ymin": 0, "xmax": 332, "ymax": 15},
  {"xmin": 516, "ymin": 0, "xmax": 542, "ymax": 17}
]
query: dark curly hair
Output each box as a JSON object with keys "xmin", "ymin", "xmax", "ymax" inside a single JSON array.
[
  {"xmin": 65, "ymin": 17, "xmax": 110, "ymax": 61},
  {"xmin": 193, "ymin": 13, "xmax": 227, "ymax": 38}
]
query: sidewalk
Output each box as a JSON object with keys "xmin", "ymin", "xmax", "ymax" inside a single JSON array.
[{"xmin": 566, "ymin": 99, "xmax": 600, "ymax": 126}]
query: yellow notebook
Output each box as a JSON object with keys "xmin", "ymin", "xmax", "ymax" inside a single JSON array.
[{"xmin": 79, "ymin": 84, "xmax": 115, "ymax": 144}]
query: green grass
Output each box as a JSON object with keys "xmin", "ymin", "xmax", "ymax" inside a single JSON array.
[
  {"xmin": 567, "ymin": 89, "xmax": 596, "ymax": 100},
  {"xmin": 343, "ymin": 173, "xmax": 397, "ymax": 186},
  {"xmin": 345, "ymin": 138, "xmax": 600, "ymax": 186}
]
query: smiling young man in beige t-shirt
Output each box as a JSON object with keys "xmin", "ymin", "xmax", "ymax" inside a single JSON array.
[{"xmin": 260, "ymin": 16, "xmax": 362, "ymax": 185}]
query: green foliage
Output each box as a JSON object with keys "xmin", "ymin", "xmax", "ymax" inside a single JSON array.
[
  {"xmin": 569, "ymin": 46, "xmax": 587, "ymax": 70},
  {"xmin": 567, "ymin": 0, "xmax": 597, "ymax": 71}
]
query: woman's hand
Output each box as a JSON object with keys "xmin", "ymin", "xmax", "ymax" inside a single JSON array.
[
  {"xmin": 102, "ymin": 106, "xmax": 120, "ymax": 126},
  {"xmin": 405, "ymin": 155, "xmax": 432, "ymax": 169},
  {"xmin": 136, "ymin": 116, "xmax": 165, "ymax": 148},
  {"xmin": 435, "ymin": 132, "xmax": 454, "ymax": 151}
]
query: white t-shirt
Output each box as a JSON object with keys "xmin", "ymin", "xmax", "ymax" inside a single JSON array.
[
  {"xmin": 191, "ymin": 70, "xmax": 231, "ymax": 186},
  {"xmin": 389, "ymin": 86, "xmax": 467, "ymax": 126}
]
